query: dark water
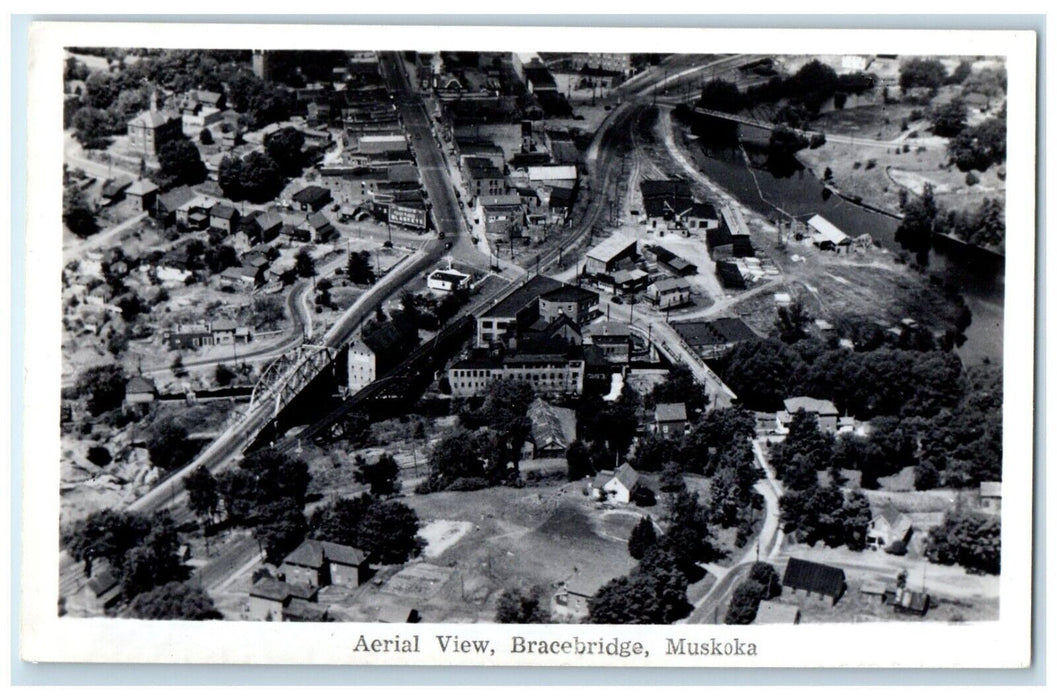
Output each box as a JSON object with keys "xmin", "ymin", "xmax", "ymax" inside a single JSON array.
[{"xmin": 689, "ymin": 133, "xmax": 1004, "ymax": 366}]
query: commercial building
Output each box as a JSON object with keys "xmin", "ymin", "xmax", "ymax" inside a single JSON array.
[
  {"xmin": 671, "ymin": 318, "xmax": 758, "ymax": 360},
  {"xmin": 584, "ymin": 235, "xmax": 637, "ymax": 276},
  {"xmin": 448, "ymin": 352, "xmax": 585, "ymax": 398},
  {"xmin": 538, "ymin": 285, "xmax": 599, "ymax": 325},
  {"xmin": 475, "ymin": 275, "xmax": 565, "ymax": 347}
]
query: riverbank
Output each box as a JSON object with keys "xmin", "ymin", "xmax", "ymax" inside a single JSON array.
[{"xmin": 665, "ymin": 109, "xmax": 1003, "ymax": 365}]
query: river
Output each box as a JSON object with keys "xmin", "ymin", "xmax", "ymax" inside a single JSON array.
[{"xmin": 688, "ymin": 128, "xmax": 1004, "ymax": 367}]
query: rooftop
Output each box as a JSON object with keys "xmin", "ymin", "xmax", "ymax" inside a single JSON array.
[
  {"xmin": 480, "ymin": 275, "xmax": 564, "ymax": 320},
  {"xmin": 753, "ymin": 600, "xmax": 801, "ymax": 624},
  {"xmin": 655, "ymin": 402, "xmax": 688, "ymax": 423},
  {"xmin": 783, "ymin": 396, "xmax": 839, "ymax": 417},
  {"xmin": 585, "ymin": 235, "xmax": 637, "ymax": 264},
  {"xmin": 672, "ymin": 318, "xmax": 758, "ymax": 348},
  {"xmin": 285, "ymin": 539, "xmax": 368, "ymax": 569}
]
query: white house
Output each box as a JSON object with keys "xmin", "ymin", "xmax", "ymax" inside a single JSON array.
[
  {"xmin": 866, "ymin": 503, "xmax": 914, "ymax": 552},
  {"xmin": 589, "ymin": 463, "xmax": 639, "ymax": 504}
]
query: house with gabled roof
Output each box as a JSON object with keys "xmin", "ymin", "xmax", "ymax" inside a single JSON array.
[
  {"xmin": 979, "ymin": 481, "xmax": 1001, "ymax": 514},
  {"xmin": 777, "ymin": 396, "xmax": 840, "ymax": 433},
  {"xmin": 782, "ymin": 557, "xmax": 846, "ymax": 605},
  {"xmin": 866, "ymin": 503, "xmax": 914, "ymax": 552},
  {"xmin": 124, "ymin": 376, "xmax": 158, "ymax": 405},
  {"xmin": 281, "ymin": 539, "xmax": 372, "ymax": 589},
  {"xmin": 590, "ymin": 462, "xmax": 640, "ymax": 503},
  {"xmin": 247, "ymin": 578, "xmax": 319, "ymax": 621},
  {"xmin": 654, "ymin": 402, "xmax": 688, "ymax": 437}
]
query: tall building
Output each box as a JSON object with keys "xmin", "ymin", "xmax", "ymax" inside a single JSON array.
[{"xmin": 252, "ymin": 49, "xmax": 272, "ymax": 81}]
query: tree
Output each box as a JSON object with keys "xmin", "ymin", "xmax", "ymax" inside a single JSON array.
[
  {"xmin": 724, "ymin": 580, "xmax": 765, "ymax": 624},
  {"xmin": 199, "ymin": 128, "xmax": 214, "ymax": 145},
  {"xmin": 158, "ymin": 138, "xmax": 207, "ymax": 186},
  {"xmin": 653, "ymin": 364, "xmax": 702, "ymax": 407},
  {"xmin": 428, "ymin": 430, "xmax": 487, "ymax": 491},
  {"xmin": 899, "ymin": 58, "xmax": 948, "ymax": 93},
  {"xmin": 75, "ymin": 364, "xmax": 126, "ymax": 416},
  {"xmin": 931, "ymin": 99, "xmax": 967, "ymax": 138},
  {"xmin": 63, "ymin": 185, "xmax": 99, "ymax": 237},
  {"xmin": 294, "ymin": 249, "xmax": 316, "ymax": 279},
  {"xmin": 354, "ymin": 453, "xmax": 401, "ymax": 497},
  {"xmin": 265, "ymin": 126, "xmax": 306, "ymax": 177},
  {"xmin": 252, "ymin": 498, "xmax": 308, "ymax": 564},
  {"xmin": 776, "ymin": 299, "xmax": 811, "ymax": 343},
  {"xmin": 238, "ymin": 448, "xmax": 311, "ymax": 509},
  {"xmin": 495, "ymin": 586, "xmax": 551, "ymax": 623},
  {"xmin": 183, "ymin": 465, "xmax": 219, "ymax": 525},
  {"xmin": 661, "ymin": 488, "xmax": 721, "ymax": 568},
  {"xmin": 62, "ymin": 508, "xmax": 151, "ymax": 570},
  {"xmin": 221, "ymin": 151, "xmax": 283, "ymax": 203},
  {"xmin": 356, "ymin": 499, "xmax": 426, "ymax": 564},
  {"xmin": 565, "ymin": 440, "xmax": 593, "ymax": 481},
  {"xmin": 71, "ymin": 106, "xmax": 115, "ymax": 149},
  {"xmin": 214, "ymin": 363, "xmax": 237, "ymax": 387},
  {"xmin": 926, "ymin": 510, "xmax": 1000, "ymax": 575},
  {"xmin": 86, "ymin": 445, "xmax": 112, "ymax": 467},
  {"xmin": 589, "ymin": 548, "xmax": 690, "ymax": 624},
  {"xmin": 308, "ymin": 494, "xmax": 374, "ymax": 547},
  {"xmin": 147, "ymin": 418, "xmax": 195, "ymax": 472},
  {"xmin": 697, "ymin": 79, "xmax": 744, "ymax": 113},
  {"xmin": 171, "ymin": 354, "xmax": 187, "ymax": 378},
  {"xmin": 659, "ymin": 462, "xmax": 686, "ymax": 493},
  {"xmin": 346, "ymin": 251, "xmax": 375, "ymax": 285},
  {"xmin": 119, "ymin": 511, "xmax": 186, "ymax": 600},
  {"xmin": 129, "ymin": 581, "xmax": 223, "ymax": 620},
  {"xmin": 627, "ymin": 517, "xmax": 658, "ymax": 560},
  {"xmin": 748, "ymin": 562, "xmax": 782, "ymax": 600}
]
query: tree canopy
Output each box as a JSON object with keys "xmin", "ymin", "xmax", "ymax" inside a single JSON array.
[
  {"xmin": 495, "ymin": 586, "xmax": 551, "ymax": 624},
  {"xmin": 128, "ymin": 581, "xmax": 223, "ymax": 620}
]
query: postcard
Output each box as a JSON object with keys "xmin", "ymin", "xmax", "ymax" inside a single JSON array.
[{"xmin": 19, "ymin": 21, "xmax": 1036, "ymax": 667}]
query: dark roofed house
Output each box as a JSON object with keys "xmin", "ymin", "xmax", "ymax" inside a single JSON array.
[
  {"xmin": 654, "ymin": 402, "xmax": 688, "ymax": 436},
  {"xmin": 153, "ymin": 186, "xmax": 196, "ymax": 225},
  {"xmin": 292, "ymin": 185, "xmax": 333, "ymax": 212},
  {"xmin": 282, "ymin": 598, "xmax": 330, "ymax": 622},
  {"xmin": 305, "ymin": 211, "xmax": 337, "ymax": 241},
  {"xmin": 209, "ymin": 203, "xmax": 240, "ymax": 234},
  {"xmin": 782, "ymin": 557, "xmax": 846, "ymax": 604},
  {"xmin": 281, "ymin": 539, "xmax": 372, "ymax": 589},
  {"xmin": 124, "ymin": 376, "xmax": 158, "ymax": 405},
  {"xmin": 248, "ymin": 577, "xmax": 319, "ymax": 621}
]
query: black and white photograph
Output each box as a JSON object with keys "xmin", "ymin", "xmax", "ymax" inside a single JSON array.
[{"xmin": 18, "ymin": 21, "xmax": 1036, "ymax": 668}]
